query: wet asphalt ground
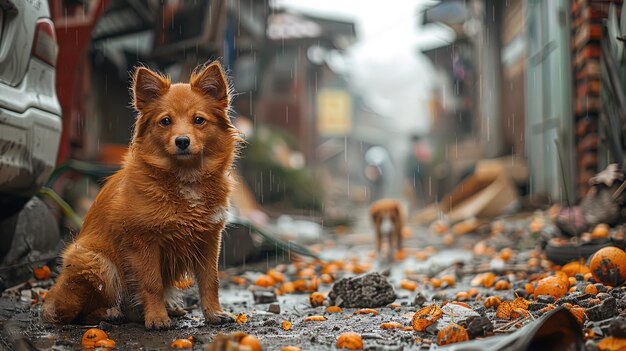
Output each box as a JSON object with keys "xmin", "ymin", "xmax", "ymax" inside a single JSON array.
[{"xmin": 0, "ymin": 212, "xmax": 544, "ymax": 351}]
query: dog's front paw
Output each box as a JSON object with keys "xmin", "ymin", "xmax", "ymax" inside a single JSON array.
[
  {"xmin": 203, "ymin": 310, "xmax": 235, "ymax": 325},
  {"xmin": 144, "ymin": 312, "xmax": 171, "ymax": 330}
]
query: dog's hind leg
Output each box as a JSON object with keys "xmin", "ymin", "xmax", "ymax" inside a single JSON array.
[{"xmin": 42, "ymin": 246, "xmax": 120, "ymax": 324}]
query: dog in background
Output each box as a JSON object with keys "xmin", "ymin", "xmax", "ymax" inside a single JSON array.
[
  {"xmin": 42, "ymin": 62, "xmax": 240, "ymax": 329},
  {"xmin": 369, "ymin": 199, "xmax": 405, "ymax": 259}
]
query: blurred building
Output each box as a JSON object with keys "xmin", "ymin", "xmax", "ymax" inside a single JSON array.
[{"xmin": 422, "ymin": 0, "xmax": 625, "ymax": 203}]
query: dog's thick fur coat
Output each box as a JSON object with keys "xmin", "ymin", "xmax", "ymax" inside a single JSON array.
[{"xmin": 42, "ymin": 62, "xmax": 239, "ymax": 329}]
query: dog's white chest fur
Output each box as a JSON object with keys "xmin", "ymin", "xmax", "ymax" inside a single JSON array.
[
  {"xmin": 180, "ymin": 184, "xmax": 202, "ymax": 201},
  {"xmin": 178, "ymin": 183, "xmax": 228, "ymax": 224}
]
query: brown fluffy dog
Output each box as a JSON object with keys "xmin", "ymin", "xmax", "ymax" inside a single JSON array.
[
  {"xmin": 42, "ymin": 62, "xmax": 240, "ymax": 329},
  {"xmin": 369, "ymin": 199, "xmax": 404, "ymax": 259}
]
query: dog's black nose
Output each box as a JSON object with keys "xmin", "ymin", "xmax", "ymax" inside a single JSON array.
[{"xmin": 175, "ymin": 136, "xmax": 190, "ymax": 150}]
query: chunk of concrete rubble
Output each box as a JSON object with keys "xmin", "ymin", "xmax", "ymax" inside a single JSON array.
[
  {"xmin": 537, "ymin": 295, "xmax": 555, "ymax": 304},
  {"xmin": 464, "ymin": 316, "xmax": 494, "ymax": 338},
  {"xmin": 253, "ymin": 290, "xmax": 278, "ymax": 304},
  {"xmin": 609, "ymin": 316, "xmax": 626, "ymax": 338},
  {"xmin": 441, "ymin": 303, "xmax": 480, "ymax": 321},
  {"xmin": 328, "ymin": 272, "xmax": 396, "ymax": 308},
  {"xmin": 585, "ymin": 297, "xmax": 617, "ymax": 321},
  {"xmin": 412, "ymin": 292, "xmax": 427, "ymax": 307},
  {"xmin": 267, "ymin": 303, "xmax": 280, "ymax": 314}
]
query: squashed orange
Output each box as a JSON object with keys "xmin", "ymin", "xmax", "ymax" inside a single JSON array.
[
  {"xmin": 412, "ymin": 304, "xmax": 443, "ymax": 332},
  {"xmin": 437, "ymin": 323, "xmax": 469, "ymax": 346}
]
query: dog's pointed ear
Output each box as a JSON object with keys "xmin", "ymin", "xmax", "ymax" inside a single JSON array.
[
  {"xmin": 132, "ymin": 67, "xmax": 170, "ymax": 111},
  {"xmin": 190, "ymin": 62, "xmax": 228, "ymax": 104}
]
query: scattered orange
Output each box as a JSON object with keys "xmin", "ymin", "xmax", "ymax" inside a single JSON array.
[
  {"xmin": 585, "ymin": 284, "xmax": 598, "ymax": 295},
  {"xmin": 441, "ymin": 275, "xmax": 456, "ymax": 287},
  {"xmin": 267, "ymin": 270, "xmax": 285, "ymax": 283},
  {"xmin": 437, "ymin": 323, "xmax": 469, "ymax": 346},
  {"xmin": 400, "ymin": 279, "xmax": 418, "ymax": 291},
  {"xmin": 279, "ymin": 282, "xmax": 295, "ymax": 294},
  {"xmin": 320, "ymin": 274, "xmax": 334, "ymax": 284},
  {"xmin": 281, "ymin": 347, "xmax": 302, "ymax": 351},
  {"xmin": 380, "ymin": 322, "xmax": 404, "ymax": 329},
  {"xmin": 240, "ymin": 335, "xmax": 262, "ymax": 351},
  {"xmin": 471, "ymin": 272, "xmax": 496, "ymax": 288},
  {"xmin": 561, "ymin": 260, "xmax": 590, "ymax": 277},
  {"xmin": 282, "ymin": 321, "xmax": 292, "ymax": 331},
  {"xmin": 455, "ymin": 291, "xmax": 470, "ymax": 301},
  {"xmin": 309, "ymin": 292, "xmax": 325, "ymax": 307},
  {"xmin": 496, "ymin": 301, "xmax": 527, "ymax": 319},
  {"xmin": 597, "ymin": 337, "xmax": 626, "ymax": 351},
  {"xmin": 412, "ymin": 304, "xmax": 443, "ymax": 332},
  {"xmin": 484, "ymin": 296, "xmax": 501, "ymax": 309},
  {"xmin": 303, "ymin": 316, "xmax": 326, "ymax": 322},
  {"xmin": 354, "ymin": 309, "xmax": 379, "ymax": 315},
  {"xmin": 500, "ymin": 248, "xmax": 513, "ymax": 262},
  {"xmin": 81, "ymin": 328, "xmax": 108, "ymax": 348},
  {"xmin": 326, "ymin": 306, "xmax": 343, "ymax": 313},
  {"xmin": 236, "ymin": 313, "xmax": 248, "ymax": 325},
  {"xmin": 589, "ymin": 246, "xmax": 626, "ymax": 286},
  {"xmin": 170, "ymin": 339, "xmax": 193, "ymax": 349},
  {"xmin": 592, "ymin": 224, "xmax": 610, "ymax": 239},
  {"xmin": 494, "ymin": 280, "xmax": 511, "ymax": 290},
  {"xmin": 512, "ymin": 296, "xmax": 531, "ymax": 309},
  {"xmin": 430, "ymin": 278, "xmax": 442, "ymax": 288},
  {"xmin": 530, "ymin": 219, "xmax": 544, "ymax": 233},
  {"xmin": 336, "ymin": 332, "xmax": 363, "ymax": 350},
  {"xmin": 533, "ymin": 276, "xmax": 568, "ymax": 300},
  {"xmin": 255, "ymin": 275, "xmax": 276, "ymax": 287},
  {"xmin": 33, "ymin": 266, "xmax": 51, "ymax": 280}
]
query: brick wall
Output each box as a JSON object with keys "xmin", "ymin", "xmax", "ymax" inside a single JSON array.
[{"xmin": 571, "ymin": 0, "xmax": 622, "ymax": 199}]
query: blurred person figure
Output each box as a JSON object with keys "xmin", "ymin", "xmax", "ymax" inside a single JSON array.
[
  {"xmin": 404, "ymin": 134, "xmax": 431, "ymax": 211},
  {"xmin": 364, "ymin": 146, "xmax": 391, "ymax": 203}
]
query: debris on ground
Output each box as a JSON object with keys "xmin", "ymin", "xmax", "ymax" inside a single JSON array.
[
  {"xmin": 328, "ymin": 272, "xmax": 396, "ymax": 308},
  {"xmin": 5, "ymin": 200, "xmax": 626, "ymax": 350}
]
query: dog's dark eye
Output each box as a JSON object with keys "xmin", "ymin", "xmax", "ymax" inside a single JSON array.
[
  {"xmin": 193, "ymin": 116, "xmax": 206, "ymax": 125},
  {"xmin": 160, "ymin": 117, "xmax": 171, "ymax": 126}
]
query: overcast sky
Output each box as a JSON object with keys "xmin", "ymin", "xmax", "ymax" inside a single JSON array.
[{"xmin": 271, "ymin": 0, "xmax": 455, "ymax": 134}]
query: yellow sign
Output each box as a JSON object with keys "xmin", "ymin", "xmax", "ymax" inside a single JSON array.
[{"xmin": 317, "ymin": 89, "xmax": 352, "ymax": 135}]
